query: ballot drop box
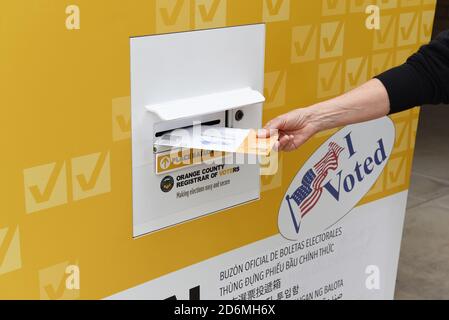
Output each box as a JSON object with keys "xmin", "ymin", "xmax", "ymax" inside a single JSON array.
[{"xmin": 1, "ymin": 1, "xmax": 436, "ymax": 300}]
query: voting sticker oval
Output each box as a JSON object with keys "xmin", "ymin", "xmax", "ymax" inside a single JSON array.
[{"xmin": 279, "ymin": 117, "xmax": 396, "ymax": 241}]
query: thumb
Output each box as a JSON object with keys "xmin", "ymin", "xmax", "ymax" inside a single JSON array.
[
  {"xmin": 265, "ymin": 115, "xmax": 287, "ymax": 130},
  {"xmin": 258, "ymin": 116, "xmax": 286, "ymax": 138}
]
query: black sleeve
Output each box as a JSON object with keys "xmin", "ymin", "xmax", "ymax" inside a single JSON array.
[{"xmin": 375, "ymin": 30, "xmax": 449, "ymax": 114}]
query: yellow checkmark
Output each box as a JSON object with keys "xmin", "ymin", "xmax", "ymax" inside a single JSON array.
[
  {"xmin": 261, "ymin": 153, "xmax": 282, "ymax": 193},
  {"xmin": 420, "ymin": 10, "xmax": 435, "ymax": 44},
  {"xmin": 195, "ymin": 0, "xmax": 226, "ymax": 29},
  {"xmin": 398, "ymin": 11, "xmax": 419, "ymax": 46},
  {"xmin": 320, "ymin": 20, "xmax": 345, "ymax": 59},
  {"xmin": 322, "ymin": 0, "xmax": 346, "ymax": 16},
  {"xmin": 156, "ymin": 0, "xmax": 189, "ymax": 33},
  {"xmin": 370, "ymin": 50, "xmax": 395, "ymax": 77},
  {"xmin": 366, "ymin": 172, "xmax": 386, "ymax": 197},
  {"xmin": 0, "ymin": 226, "xmax": 21, "ymax": 276},
  {"xmin": 24, "ymin": 162, "xmax": 68, "ymax": 214},
  {"xmin": 389, "ymin": 114, "xmax": 412, "ymax": 153},
  {"xmin": 410, "ymin": 108, "xmax": 420, "ymax": 149},
  {"xmin": 291, "ymin": 24, "xmax": 318, "ymax": 63},
  {"xmin": 263, "ymin": 0, "xmax": 290, "ymax": 22},
  {"xmin": 387, "ymin": 154, "xmax": 409, "ymax": 188},
  {"xmin": 345, "ymin": 56, "xmax": 368, "ymax": 91},
  {"xmin": 39, "ymin": 261, "xmax": 80, "ymax": 300},
  {"xmin": 112, "ymin": 96, "xmax": 131, "ymax": 142},
  {"xmin": 264, "ymin": 70, "xmax": 287, "ymax": 109},
  {"xmin": 318, "ymin": 59, "xmax": 342, "ymax": 98},
  {"xmin": 373, "ymin": 14, "xmax": 396, "ymax": 50},
  {"xmin": 71, "ymin": 151, "xmax": 111, "ymax": 201}
]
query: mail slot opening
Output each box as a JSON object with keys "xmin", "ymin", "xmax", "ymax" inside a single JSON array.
[{"xmin": 154, "ymin": 119, "xmax": 222, "ymax": 138}]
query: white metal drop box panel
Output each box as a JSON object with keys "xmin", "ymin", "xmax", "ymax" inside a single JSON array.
[{"xmin": 130, "ymin": 24, "xmax": 266, "ymax": 237}]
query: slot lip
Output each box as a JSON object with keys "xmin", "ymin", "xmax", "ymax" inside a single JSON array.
[
  {"xmin": 154, "ymin": 119, "xmax": 222, "ymax": 138},
  {"xmin": 146, "ymin": 87, "xmax": 265, "ymax": 121}
]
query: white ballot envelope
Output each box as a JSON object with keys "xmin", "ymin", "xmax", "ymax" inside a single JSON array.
[{"xmin": 154, "ymin": 126, "xmax": 278, "ymax": 156}]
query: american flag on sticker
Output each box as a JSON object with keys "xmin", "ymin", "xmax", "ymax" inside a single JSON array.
[{"xmin": 286, "ymin": 142, "xmax": 345, "ymax": 232}]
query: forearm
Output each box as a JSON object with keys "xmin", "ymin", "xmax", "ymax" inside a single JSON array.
[{"xmin": 305, "ymin": 79, "xmax": 390, "ymax": 132}]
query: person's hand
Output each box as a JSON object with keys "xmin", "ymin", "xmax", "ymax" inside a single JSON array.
[
  {"xmin": 258, "ymin": 107, "xmax": 319, "ymax": 152},
  {"xmin": 258, "ymin": 79, "xmax": 391, "ymax": 152}
]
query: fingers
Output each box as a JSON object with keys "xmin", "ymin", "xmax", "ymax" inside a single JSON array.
[
  {"xmin": 274, "ymin": 134, "xmax": 291, "ymax": 151},
  {"xmin": 257, "ymin": 129, "xmax": 274, "ymax": 139},
  {"xmin": 276, "ymin": 134, "xmax": 307, "ymax": 152},
  {"xmin": 258, "ymin": 116, "xmax": 286, "ymax": 138},
  {"xmin": 283, "ymin": 140, "xmax": 299, "ymax": 152},
  {"xmin": 265, "ymin": 116, "xmax": 286, "ymax": 130},
  {"xmin": 257, "ymin": 128, "xmax": 276, "ymax": 138}
]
